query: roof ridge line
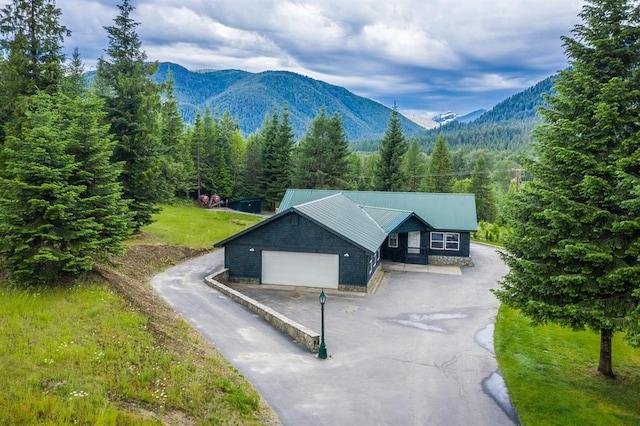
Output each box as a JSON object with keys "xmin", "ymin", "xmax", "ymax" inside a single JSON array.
[
  {"xmin": 292, "ymin": 192, "xmax": 343, "ymax": 209},
  {"xmin": 359, "ymin": 204, "xmax": 387, "ymax": 235},
  {"xmin": 359, "ymin": 204, "xmax": 413, "ymax": 213}
]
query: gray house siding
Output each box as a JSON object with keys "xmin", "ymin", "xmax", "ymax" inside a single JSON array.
[
  {"xmin": 379, "ymin": 217, "xmax": 430, "ymax": 265},
  {"xmin": 223, "ymin": 211, "xmax": 373, "ymax": 288}
]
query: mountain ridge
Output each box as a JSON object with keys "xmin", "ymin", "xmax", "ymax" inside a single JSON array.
[{"xmin": 152, "ymin": 62, "xmax": 426, "ymax": 140}]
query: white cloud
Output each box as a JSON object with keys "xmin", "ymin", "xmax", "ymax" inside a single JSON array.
[{"xmin": 50, "ymin": 0, "xmax": 584, "ymax": 113}]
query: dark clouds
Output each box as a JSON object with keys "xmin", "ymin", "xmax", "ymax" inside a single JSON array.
[{"xmin": 50, "ymin": 0, "xmax": 584, "ymax": 115}]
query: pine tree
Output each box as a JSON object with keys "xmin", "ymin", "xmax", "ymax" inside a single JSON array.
[
  {"xmin": 241, "ymin": 133, "xmax": 263, "ymax": 198},
  {"xmin": 62, "ymin": 92, "xmax": 132, "ymax": 260},
  {"xmin": 0, "ymin": 0, "xmax": 69, "ymax": 141},
  {"xmin": 294, "ymin": 108, "xmax": 351, "ymax": 189},
  {"xmin": 402, "ymin": 140, "xmax": 427, "ymax": 192},
  {"xmin": 426, "ymin": 134, "xmax": 454, "ymax": 192},
  {"xmin": 470, "ymin": 155, "xmax": 496, "ymax": 222},
  {"xmin": 159, "ymin": 73, "xmax": 192, "ymax": 199},
  {"xmin": 61, "ymin": 50, "xmax": 131, "ymax": 257},
  {"xmin": 0, "ymin": 92, "xmax": 129, "ymax": 283},
  {"xmin": 261, "ymin": 105, "xmax": 294, "ymax": 210},
  {"xmin": 229, "ymin": 128, "xmax": 247, "ymax": 198},
  {"xmin": 375, "ymin": 105, "xmax": 408, "ymax": 191},
  {"xmin": 327, "ymin": 112, "xmax": 351, "ymax": 187},
  {"xmin": 95, "ymin": 0, "xmax": 166, "ymax": 230},
  {"xmin": 210, "ymin": 110, "xmax": 237, "ymax": 199},
  {"xmin": 494, "ymin": 0, "xmax": 640, "ymax": 378},
  {"xmin": 61, "ymin": 47, "xmax": 85, "ymax": 98}
]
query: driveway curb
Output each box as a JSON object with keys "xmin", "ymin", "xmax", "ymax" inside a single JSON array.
[{"xmin": 204, "ymin": 269, "xmax": 321, "ymax": 352}]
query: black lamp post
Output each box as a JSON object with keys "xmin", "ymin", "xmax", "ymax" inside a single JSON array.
[{"xmin": 318, "ymin": 289, "xmax": 328, "ymax": 359}]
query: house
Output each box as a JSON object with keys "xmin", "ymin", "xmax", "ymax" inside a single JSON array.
[{"xmin": 214, "ymin": 189, "xmax": 478, "ymax": 292}]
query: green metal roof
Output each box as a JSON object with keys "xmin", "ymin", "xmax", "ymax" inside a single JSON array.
[
  {"xmin": 361, "ymin": 206, "xmax": 415, "ymax": 233},
  {"xmin": 294, "ymin": 194, "xmax": 387, "ymax": 253},
  {"xmin": 280, "ymin": 189, "xmax": 478, "ymax": 231}
]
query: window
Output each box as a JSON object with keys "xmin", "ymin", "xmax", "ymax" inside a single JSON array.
[
  {"xmin": 430, "ymin": 232, "xmax": 460, "ymax": 251},
  {"xmin": 445, "ymin": 233, "xmax": 460, "ymax": 251},
  {"xmin": 430, "ymin": 232, "xmax": 444, "ymax": 250},
  {"xmin": 369, "ymin": 256, "xmax": 373, "ymax": 273},
  {"xmin": 376, "ymin": 248, "xmax": 381, "ymax": 262},
  {"xmin": 388, "ymin": 233, "xmax": 398, "ymax": 248}
]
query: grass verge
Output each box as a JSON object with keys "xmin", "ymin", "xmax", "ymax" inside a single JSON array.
[
  {"xmin": 0, "ymin": 205, "xmax": 276, "ymax": 425},
  {"xmin": 495, "ymin": 305, "xmax": 640, "ymax": 425}
]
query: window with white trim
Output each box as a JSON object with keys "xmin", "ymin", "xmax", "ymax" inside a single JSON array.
[
  {"xmin": 388, "ymin": 233, "xmax": 398, "ymax": 248},
  {"xmin": 445, "ymin": 232, "xmax": 460, "ymax": 250},
  {"xmin": 430, "ymin": 232, "xmax": 460, "ymax": 251},
  {"xmin": 376, "ymin": 248, "xmax": 381, "ymax": 262}
]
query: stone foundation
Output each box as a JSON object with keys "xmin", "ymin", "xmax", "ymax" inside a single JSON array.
[{"xmin": 428, "ymin": 255, "xmax": 474, "ymax": 267}]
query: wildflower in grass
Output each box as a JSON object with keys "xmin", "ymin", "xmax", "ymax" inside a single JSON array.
[{"xmin": 69, "ymin": 390, "xmax": 88, "ymax": 399}]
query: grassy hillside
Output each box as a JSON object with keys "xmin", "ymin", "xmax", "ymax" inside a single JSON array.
[
  {"xmin": 142, "ymin": 205, "xmax": 264, "ymax": 249},
  {"xmin": 0, "ymin": 206, "xmax": 274, "ymax": 425}
]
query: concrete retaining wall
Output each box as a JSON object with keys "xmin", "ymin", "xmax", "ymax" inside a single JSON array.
[{"xmin": 205, "ymin": 269, "xmax": 320, "ymax": 353}]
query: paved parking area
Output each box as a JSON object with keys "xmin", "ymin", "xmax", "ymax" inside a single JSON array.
[{"xmin": 152, "ymin": 243, "xmax": 519, "ymax": 425}]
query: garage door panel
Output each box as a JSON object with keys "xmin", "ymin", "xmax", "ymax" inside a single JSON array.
[{"xmin": 262, "ymin": 251, "xmax": 339, "ymax": 288}]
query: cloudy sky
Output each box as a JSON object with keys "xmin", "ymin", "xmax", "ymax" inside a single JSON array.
[{"xmin": 52, "ymin": 0, "xmax": 584, "ymax": 116}]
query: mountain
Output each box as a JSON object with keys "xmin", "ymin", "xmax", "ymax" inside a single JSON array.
[
  {"xmin": 152, "ymin": 62, "xmax": 426, "ymax": 141},
  {"xmin": 351, "ymin": 75, "xmax": 557, "ymax": 152},
  {"xmin": 458, "ymin": 109, "xmax": 487, "ymax": 123},
  {"xmin": 472, "ymin": 76, "xmax": 555, "ymax": 125},
  {"xmin": 408, "ymin": 109, "xmax": 487, "ymax": 130},
  {"xmin": 432, "ymin": 111, "xmax": 459, "ymax": 126}
]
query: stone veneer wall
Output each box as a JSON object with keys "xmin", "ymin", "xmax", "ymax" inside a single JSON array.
[
  {"xmin": 205, "ymin": 269, "xmax": 320, "ymax": 353},
  {"xmin": 428, "ymin": 255, "xmax": 474, "ymax": 267}
]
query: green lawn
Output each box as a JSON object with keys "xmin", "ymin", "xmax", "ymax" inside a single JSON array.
[
  {"xmin": 141, "ymin": 205, "xmax": 264, "ymax": 249},
  {"xmin": 495, "ymin": 306, "xmax": 640, "ymax": 425},
  {"xmin": 0, "ymin": 205, "xmax": 272, "ymax": 425}
]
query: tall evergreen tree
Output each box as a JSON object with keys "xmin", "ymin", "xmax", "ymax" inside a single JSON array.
[
  {"xmin": 95, "ymin": 0, "xmax": 166, "ymax": 230},
  {"xmin": 402, "ymin": 140, "xmax": 428, "ymax": 192},
  {"xmin": 0, "ymin": 0, "xmax": 69, "ymax": 141},
  {"xmin": 261, "ymin": 104, "xmax": 294, "ymax": 210},
  {"xmin": 0, "ymin": 92, "xmax": 129, "ymax": 284},
  {"xmin": 293, "ymin": 108, "xmax": 351, "ymax": 189},
  {"xmin": 470, "ymin": 155, "xmax": 497, "ymax": 222},
  {"xmin": 62, "ymin": 91, "xmax": 132, "ymax": 260},
  {"xmin": 494, "ymin": 0, "xmax": 640, "ymax": 378},
  {"xmin": 228, "ymin": 128, "xmax": 247, "ymax": 198},
  {"xmin": 375, "ymin": 105, "xmax": 408, "ymax": 191},
  {"xmin": 159, "ymin": 72, "xmax": 192, "ymax": 199},
  {"xmin": 426, "ymin": 134, "xmax": 454, "ymax": 192},
  {"xmin": 210, "ymin": 110, "xmax": 237, "ymax": 199},
  {"xmin": 347, "ymin": 152, "xmax": 369, "ymax": 190},
  {"xmin": 62, "ymin": 50, "xmax": 131, "ymax": 256},
  {"xmin": 241, "ymin": 133, "xmax": 263, "ymax": 198}
]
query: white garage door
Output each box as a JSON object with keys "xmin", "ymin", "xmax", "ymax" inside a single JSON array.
[{"xmin": 262, "ymin": 251, "xmax": 339, "ymax": 288}]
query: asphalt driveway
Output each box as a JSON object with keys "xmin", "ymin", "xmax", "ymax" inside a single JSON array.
[{"xmin": 151, "ymin": 243, "xmax": 519, "ymax": 425}]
